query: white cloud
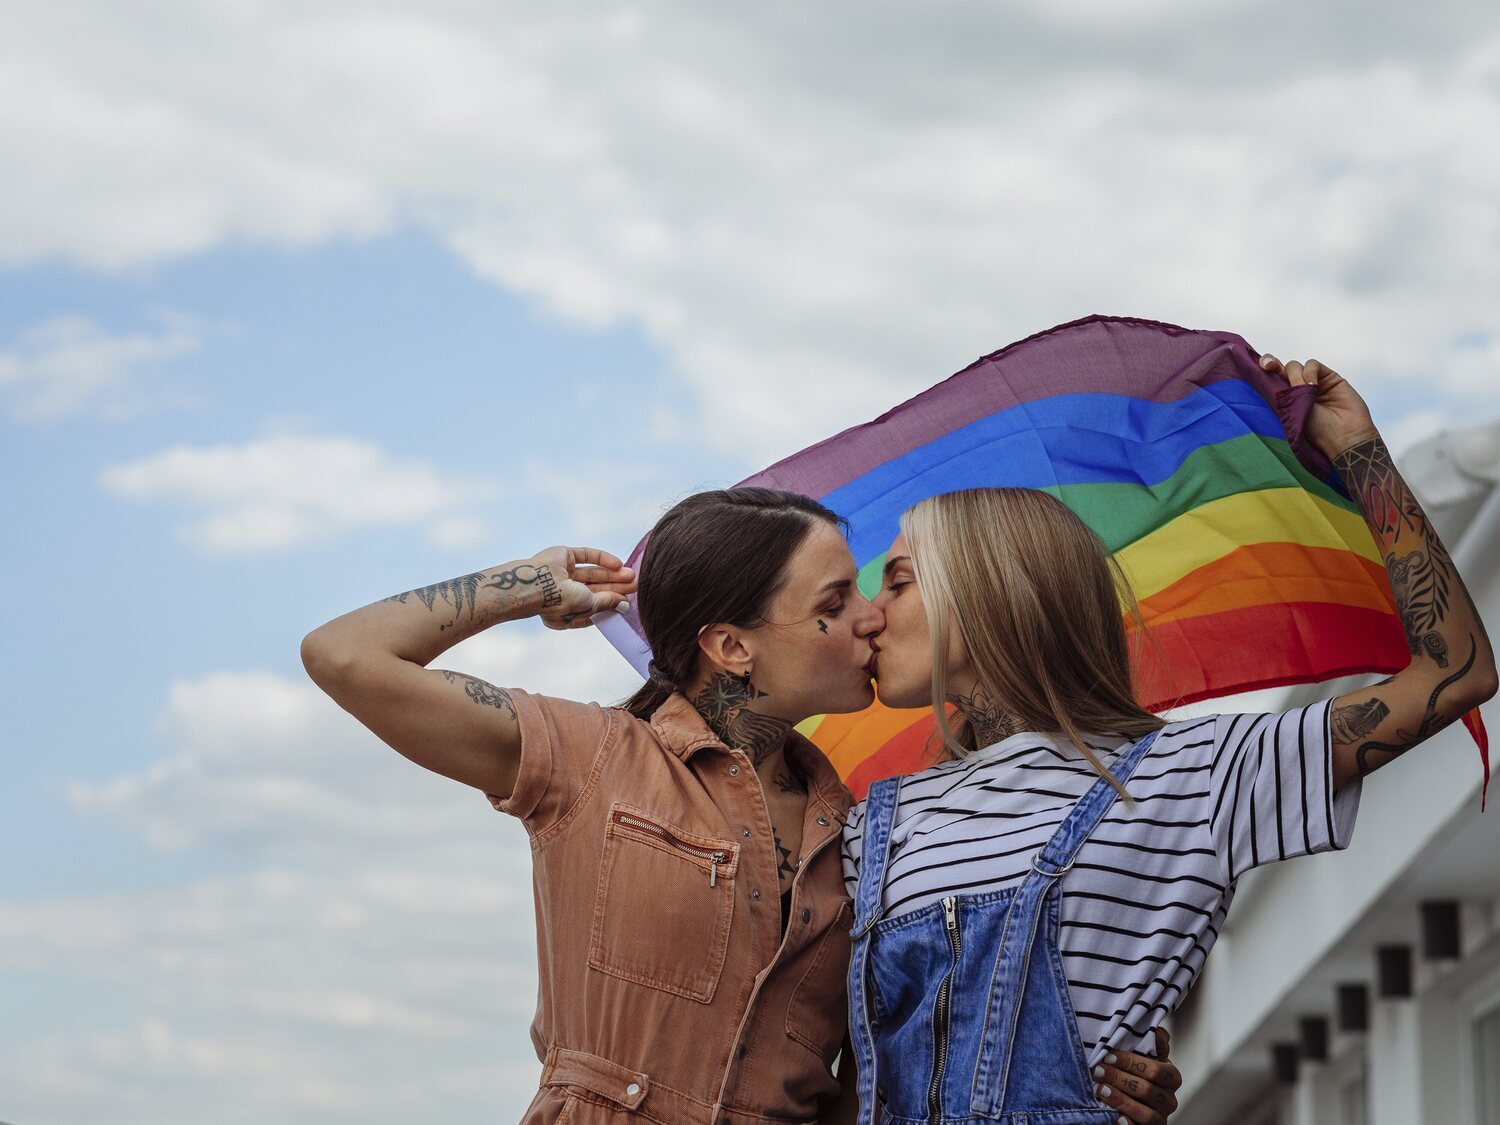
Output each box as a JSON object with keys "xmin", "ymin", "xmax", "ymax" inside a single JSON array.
[
  {"xmin": 6, "ymin": 632, "xmax": 637, "ymax": 1123},
  {"xmin": 0, "ymin": 313, "xmax": 200, "ymax": 420},
  {"xmin": 98, "ymin": 433, "xmax": 498, "ymax": 552},
  {"xmin": 0, "ymin": 2, "xmax": 1494, "ymax": 459}
]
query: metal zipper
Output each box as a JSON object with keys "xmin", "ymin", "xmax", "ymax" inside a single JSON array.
[
  {"xmin": 928, "ymin": 895, "xmax": 962, "ymax": 1123},
  {"xmin": 613, "ymin": 811, "xmax": 730, "ymax": 887}
]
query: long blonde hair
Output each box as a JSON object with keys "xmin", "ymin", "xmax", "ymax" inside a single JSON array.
[{"xmin": 900, "ymin": 488, "xmax": 1165, "ymax": 798}]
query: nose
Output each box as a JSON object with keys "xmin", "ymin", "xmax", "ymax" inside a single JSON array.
[{"xmin": 856, "ymin": 590, "xmax": 886, "ymax": 637}]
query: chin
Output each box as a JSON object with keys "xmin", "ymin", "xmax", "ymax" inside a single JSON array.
[{"xmin": 874, "ymin": 679, "xmax": 926, "ymax": 711}]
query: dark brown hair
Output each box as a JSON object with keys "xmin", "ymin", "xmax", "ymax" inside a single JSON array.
[{"xmin": 622, "ymin": 488, "xmax": 845, "ymax": 720}]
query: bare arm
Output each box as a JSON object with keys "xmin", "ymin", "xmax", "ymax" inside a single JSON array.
[
  {"xmin": 300, "ymin": 546, "xmax": 634, "ymax": 799},
  {"xmin": 1263, "ymin": 357, "xmax": 1497, "ymax": 789}
]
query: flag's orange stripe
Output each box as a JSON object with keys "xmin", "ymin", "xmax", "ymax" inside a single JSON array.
[{"xmin": 1135, "ymin": 543, "xmax": 1394, "ymax": 625}]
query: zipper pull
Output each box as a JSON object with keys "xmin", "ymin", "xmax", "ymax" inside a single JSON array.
[
  {"xmin": 710, "ymin": 852, "xmax": 727, "ymax": 888},
  {"xmin": 943, "ymin": 896, "xmax": 958, "ymax": 932}
]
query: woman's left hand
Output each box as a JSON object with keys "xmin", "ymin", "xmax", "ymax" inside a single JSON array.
[
  {"xmin": 1094, "ymin": 1026, "xmax": 1182, "ymax": 1123},
  {"xmin": 1259, "ymin": 353, "xmax": 1379, "ymax": 460}
]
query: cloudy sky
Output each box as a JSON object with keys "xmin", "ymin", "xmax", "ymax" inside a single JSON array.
[{"xmin": 2, "ymin": 1, "xmax": 1497, "ymax": 1121}]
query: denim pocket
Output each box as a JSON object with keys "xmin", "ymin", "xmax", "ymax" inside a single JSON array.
[{"xmin": 586, "ymin": 802, "xmax": 739, "ymax": 1002}]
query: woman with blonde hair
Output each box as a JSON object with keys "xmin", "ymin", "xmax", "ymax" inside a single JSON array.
[{"xmin": 843, "ymin": 357, "xmax": 1496, "ymax": 1123}]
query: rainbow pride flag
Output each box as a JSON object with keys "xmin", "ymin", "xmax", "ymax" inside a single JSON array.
[{"xmin": 604, "ymin": 315, "xmax": 1486, "ymax": 799}]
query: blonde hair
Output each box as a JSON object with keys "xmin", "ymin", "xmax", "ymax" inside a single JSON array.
[{"xmin": 900, "ymin": 488, "xmax": 1166, "ymax": 799}]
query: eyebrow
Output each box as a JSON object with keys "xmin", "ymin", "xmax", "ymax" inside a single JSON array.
[
  {"xmin": 814, "ymin": 578, "xmax": 853, "ymax": 597},
  {"xmin": 882, "ymin": 555, "xmax": 911, "ymax": 577}
]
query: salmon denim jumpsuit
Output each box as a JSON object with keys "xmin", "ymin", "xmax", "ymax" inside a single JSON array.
[{"xmin": 847, "ymin": 731, "xmax": 1160, "ymax": 1124}]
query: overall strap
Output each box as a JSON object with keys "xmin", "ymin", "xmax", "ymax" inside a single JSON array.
[
  {"xmin": 847, "ymin": 775, "xmax": 902, "ymax": 1125},
  {"xmin": 970, "ymin": 730, "xmax": 1162, "ymax": 1116}
]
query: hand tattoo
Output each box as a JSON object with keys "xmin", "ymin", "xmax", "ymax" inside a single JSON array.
[
  {"xmin": 692, "ymin": 672, "xmax": 790, "ymax": 766},
  {"xmin": 441, "ymin": 670, "xmax": 517, "ymax": 720},
  {"xmin": 947, "ymin": 685, "xmax": 1025, "ymax": 747},
  {"xmin": 483, "ymin": 563, "xmax": 562, "ymax": 609}
]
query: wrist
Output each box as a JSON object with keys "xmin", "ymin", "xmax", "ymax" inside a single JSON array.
[
  {"xmin": 1328, "ymin": 427, "xmax": 1383, "ymax": 465},
  {"xmin": 485, "ymin": 559, "xmax": 563, "ymax": 619}
]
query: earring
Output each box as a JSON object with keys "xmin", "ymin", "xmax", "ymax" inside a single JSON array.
[{"xmin": 739, "ymin": 669, "xmax": 753, "ymax": 689}]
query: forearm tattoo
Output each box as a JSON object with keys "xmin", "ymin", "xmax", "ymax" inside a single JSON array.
[
  {"xmin": 383, "ymin": 563, "xmax": 562, "ymax": 629},
  {"xmin": 441, "ymin": 670, "xmax": 517, "ymax": 720},
  {"xmin": 947, "ymin": 685, "xmax": 1025, "ymax": 747},
  {"xmin": 692, "ymin": 672, "xmax": 791, "ymax": 766},
  {"xmin": 1341, "ymin": 636, "xmax": 1478, "ymax": 776},
  {"xmin": 1331, "ymin": 434, "xmax": 1485, "ymax": 776},
  {"xmin": 1335, "ymin": 438, "xmax": 1454, "ymax": 663}
]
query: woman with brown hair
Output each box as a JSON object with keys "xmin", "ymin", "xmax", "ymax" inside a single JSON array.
[
  {"xmin": 843, "ymin": 357, "xmax": 1496, "ymax": 1123},
  {"xmin": 301, "ymin": 487, "xmax": 1181, "ymax": 1122}
]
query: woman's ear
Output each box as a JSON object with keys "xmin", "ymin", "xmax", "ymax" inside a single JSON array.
[{"xmin": 698, "ymin": 624, "xmax": 754, "ymax": 680}]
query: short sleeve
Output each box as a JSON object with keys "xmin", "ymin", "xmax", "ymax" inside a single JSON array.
[
  {"xmin": 485, "ymin": 689, "xmax": 616, "ymax": 834},
  {"xmin": 840, "ymin": 799, "xmax": 866, "ymax": 897},
  {"xmin": 1207, "ymin": 698, "xmax": 1362, "ymax": 883}
]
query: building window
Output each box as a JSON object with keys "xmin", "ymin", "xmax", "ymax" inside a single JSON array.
[{"xmin": 1477, "ymin": 1002, "xmax": 1500, "ymax": 1125}]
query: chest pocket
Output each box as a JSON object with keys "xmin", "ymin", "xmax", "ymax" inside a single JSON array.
[{"xmin": 587, "ymin": 802, "xmax": 740, "ymax": 1003}]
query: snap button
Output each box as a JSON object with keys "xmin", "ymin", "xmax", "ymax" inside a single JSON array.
[
  {"xmin": 625, "ymin": 1082, "xmax": 641, "ymax": 1097},
  {"xmin": 802, "ymin": 908, "xmax": 811, "ymax": 924},
  {"xmin": 729, "ymin": 765, "xmax": 740, "ymax": 776},
  {"xmin": 751, "ymin": 889, "xmax": 761, "ymax": 900},
  {"xmin": 742, "ymin": 827, "xmax": 751, "ymax": 837},
  {"xmin": 817, "ymin": 816, "xmax": 829, "ymax": 826}
]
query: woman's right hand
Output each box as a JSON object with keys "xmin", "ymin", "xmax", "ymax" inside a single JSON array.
[{"xmin": 529, "ymin": 546, "xmax": 636, "ymax": 630}]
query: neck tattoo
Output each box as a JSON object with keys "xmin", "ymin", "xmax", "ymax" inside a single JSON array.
[
  {"xmin": 947, "ymin": 685, "xmax": 1026, "ymax": 747},
  {"xmin": 692, "ymin": 671, "xmax": 791, "ymax": 767}
]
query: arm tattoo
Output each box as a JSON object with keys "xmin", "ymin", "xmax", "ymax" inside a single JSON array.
[
  {"xmin": 384, "ymin": 571, "xmax": 487, "ymax": 628},
  {"xmin": 1330, "ymin": 697, "xmax": 1389, "ymax": 744},
  {"xmin": 482, "ymin": 563, "xmax": 562, "ymax": 609},
  {"xmin": 1334, "ymin": 438, "xmax": 1454, "ymax": 663},
  {"xmin": 383, "ymin": 563, "xmax": 562, "ymax": 630},
  {"xmin": 441, "ymin": 670, "xmax": 517, "ymax": 720},
  {"xmin": 1352, "ymin": 635, "xmax": 1477, "ymax": 775},
  {"xmin": 692, "ymin": 672, "xmax": 791, "ymax": 766},
  {"xmin": 947, "ymin": 685, "xmax": 1025, "ymax": 747}
]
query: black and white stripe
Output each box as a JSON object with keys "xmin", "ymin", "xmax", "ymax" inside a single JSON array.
[{"xmin": 841, "ymin": 701, "xmax": 1358, "ymax": 1062}]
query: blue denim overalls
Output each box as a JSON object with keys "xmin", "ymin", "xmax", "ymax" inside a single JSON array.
[{"xmin": 847, "ymin": 731, "xmax": 1160, "ymax": 1125}]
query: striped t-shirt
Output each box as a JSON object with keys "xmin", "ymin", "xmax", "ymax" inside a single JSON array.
[{"xmin": 840, "ymin": 701, "xmax": 1360, "ymax": 1063}]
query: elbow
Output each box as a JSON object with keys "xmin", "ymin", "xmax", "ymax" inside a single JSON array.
[
  {"xmin": 300, "ymin": 626, "xmax": 358, "ymax": 689},
  {"xmin": 1468, "ymin": 665, "xmax": 1499, "ymax": 709}
]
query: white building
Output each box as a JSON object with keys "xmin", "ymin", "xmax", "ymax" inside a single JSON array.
[{"xmin": 1169, "ymin": 422, "xmax": 1500, "ymax": 1125}]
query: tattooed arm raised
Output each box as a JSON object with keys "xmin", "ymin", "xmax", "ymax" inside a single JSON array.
[
  {"xmin": 300, "ymin": 546, "xmax": 634, "ymax": 800},
  {"xmin": 1261, "ymin": 356, "xmax": 1497, "ymax": 788}
]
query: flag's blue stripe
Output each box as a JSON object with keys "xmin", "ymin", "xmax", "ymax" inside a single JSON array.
[{"xmin": 819, "ymin": 381, "xmax": 1282, "ymax": 563}]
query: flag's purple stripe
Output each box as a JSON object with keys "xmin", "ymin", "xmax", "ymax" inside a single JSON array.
[{"xmin": 741, "ymin": 315, "xmax": 1294, "ymax": 499}]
